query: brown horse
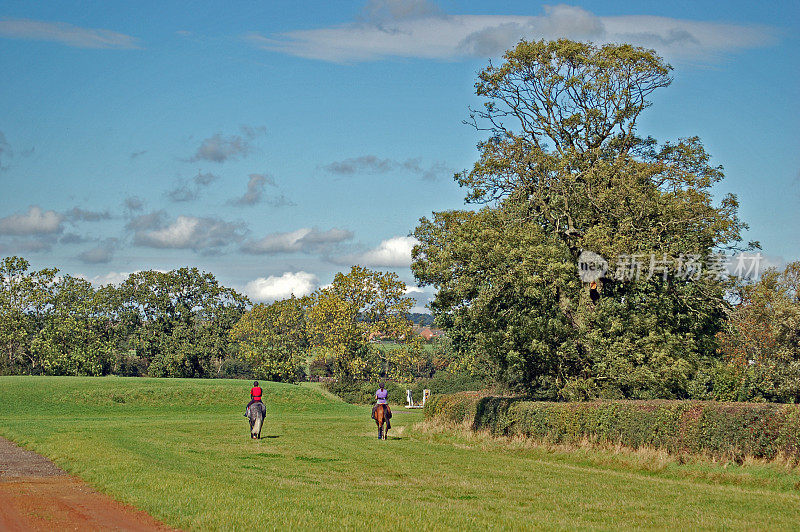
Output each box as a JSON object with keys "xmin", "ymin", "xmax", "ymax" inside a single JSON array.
[{"xmin": 374, "ymin": 403, "xmax": 390, "ymax": 440}]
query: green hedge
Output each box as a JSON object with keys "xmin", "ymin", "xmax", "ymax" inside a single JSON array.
[
  {"xmin": 323, "ymin": 372, "xmax": 490, "ymax": 405},
  {"xmin": 323, "ymin": 380, "xmax": 409, "ymax": 405},
  {"xmin": 425, "ymin": 393, "xmax": 800, "ymax": 460}
]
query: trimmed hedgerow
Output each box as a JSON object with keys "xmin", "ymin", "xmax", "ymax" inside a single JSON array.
[
  {"xmin": 424, "ymin": 393, "xmax": 800, "ymax": 460},
  {"xmin": 323, "ymin": 372, "xmax": 491, "ymax": 405},
  {"xmin": 323, "ymin": 380, "xmax": 408, "ymax": 405}
]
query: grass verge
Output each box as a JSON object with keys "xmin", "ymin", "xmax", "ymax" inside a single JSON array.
[{"xmin": 1, "ymin": 376, "xmax": 799, "ymax": 530}]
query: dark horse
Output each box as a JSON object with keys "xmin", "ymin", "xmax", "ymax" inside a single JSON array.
[
  {"xmin": 247, "ymin": 401, "xmax": 266, "ymax": 439},
  {"xmin": 374, "ymin": 403, "xmax": 390, "ymax": 440}
]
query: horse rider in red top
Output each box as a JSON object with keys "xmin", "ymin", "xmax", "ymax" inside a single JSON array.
[{"xmin": 245, "ymin": 381, "xmax": 263, "ymax": 417}]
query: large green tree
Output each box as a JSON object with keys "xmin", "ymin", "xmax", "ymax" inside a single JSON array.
[
  {"xmin": 230, "ymin": 296, "xmax": 309, "ymax": 383},
  {"xmin": 716, "ymin": 262, "xmax": 800, "ymax": 403},
  {"xmin": 112, "ymin": 268, "xmax": 248, "ymax": 377},
  {"xmin": 0, "ymin": 257, "xmax": 57, "ymax": 373},
  {"xmin": 306, "ymin": 265, "xmax": 420, "ymax": 381},
  {"xmin": 0, "ymin": 257, "xmax": 115, "ymax": 375},
  {"xmin": 413, "ymin": 40, "xmax": 749, "ymax": 399},
  {"xmin": 31, "ymin": 275, "xmax": 115, "ymax": 376}
]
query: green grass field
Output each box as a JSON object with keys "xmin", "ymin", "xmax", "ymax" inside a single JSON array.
[{"xmin": 1, "ymin": 376, "xmax": 799, "ymax": 530}]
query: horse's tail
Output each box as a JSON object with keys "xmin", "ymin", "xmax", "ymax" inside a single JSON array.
[
  {"xmin": 251, "ymin": 408, "xmax": 263, "ymax": 438},
  {"xmin": 249, "ymin": 403, "xmax": 264, "ymax": 438}
]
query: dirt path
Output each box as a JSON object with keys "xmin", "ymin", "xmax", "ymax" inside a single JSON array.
[{"xmin": 0, "ymin": 437, "xmax": 177, "ymax": 531}]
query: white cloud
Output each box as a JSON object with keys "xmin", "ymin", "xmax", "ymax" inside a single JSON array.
[
  {"xmin": 0, "ymin": 18, "xmax": 140, "ymax": 49},
  {"xmin": 188, "ymin": 126, "xmax": 265, "ymax": 163},
  {"xmin": 5, "ymin": 237, "xmax": 57, "ymax": 253},
  {"xmin": 124, "ymin": 196, "xmax": 144, "ymax": 212},
  {"xmin": 86, "ymin": 271, "xmax": 132, "ymax": 286},
  {"xmin": 77, "ymin": 270, "xmax": 162, "ymax": 287},
  {"xmin": 245, "ymin": 271, "xmax": 318, "ymax": 302},
  {"xmin": 126, "ymin": 210, "xmax": 165, "ymax": 231},
  {"xmin": 404, "ymin": 285, "xmax": 426, "ymax": 295},
  {"xmin": 77, "ymin": 247, "xmax": 113, "ymax": 264},
  {"xmin": 405, "ymin": 284, "xmax": 435, "ymax": 313},
  {"xmin": 323, "ymin": 155, "xmax": 395, "ymax": 175},
  {"xmin": 323, "ymin": 155, "xmax": 449, "ymax": 180},
  {"xmin": 64, "ymin": 207, "xmax": 111, "ymax": 222},
  {"xmin": 0, "ymin": 206, "xmax": 63, "ymax": 235},
  {"xmin": 166, "ymin": 171, "xmax": 219, "ymax": 202},
  {"xmin": 248, "ymin": 4, "xmax": 773, "ymax": 63},
  {"xmin": 345, "ymin": 236, "xmax": 419, "ymax": 267},
  {"xmin": 60, "ymin": 233, "xmax": 90, "ymax": 244},
  {"xmin": 132, "ymin": 214, "xmax": 245, "ymax": 251},
  {"xmin": 77, "ymin": 239, "xmax": 118, "ymax": 264},
  {"xmin": 190, "ymin": 133, "xmax": 251, "ymax": 163},
  {"xmin": 265, "ymin": 194, "xmax": 296, "ymax": 208},
  {"xmin": 242, "ymin": 227, "xmax": 353, "ymax": 254},
  {"xmin": 229, "ymin": 173, "xmax": 276, "ymax": 206}
]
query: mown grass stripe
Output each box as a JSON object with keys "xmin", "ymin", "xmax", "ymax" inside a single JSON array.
[{"xmin": 1, "ymin": 376, "xmax": 799, "ymax": 530}]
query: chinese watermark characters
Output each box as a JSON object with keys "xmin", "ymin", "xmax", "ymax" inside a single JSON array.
[{"xmin": 577, "ymin": 252, "xmax": 763, "ymax": 282}]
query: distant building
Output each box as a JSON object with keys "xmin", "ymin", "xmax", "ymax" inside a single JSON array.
[{"xmin": 418, "ymin": 327, "xmax": 443, "ymax": 341}]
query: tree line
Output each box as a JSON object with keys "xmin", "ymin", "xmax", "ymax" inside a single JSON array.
[{"xmin": 0, "ymin": 258, "xmax": 430, "ymax": 382}]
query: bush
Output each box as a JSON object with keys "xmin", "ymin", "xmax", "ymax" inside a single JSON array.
[
  {"xmin": 425, "ymin": 393, "xmax": 800, "ymax": 460},
  {"xmin": 217, "ymin": 357, "xmax": 254, "ymax": 379},
  {"xmin": 323, "ymin": 380, "xmax": 407, "ymax": 405},
  {"xmin": 323, "ymin": 371, "xmax": 491, "ymax": 405},
  {"xmin": 113, "ymin": 350, "xmax": 148, "ymax": 377},
  {"xmin": 415, "ymin": 371, "xmax": 491, "ymax": 396}
]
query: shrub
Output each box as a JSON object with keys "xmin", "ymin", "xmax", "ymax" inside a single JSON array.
[
  {"xmin": 216, "ymin": 357, "xmax": 254, "ymax": 379},
  {"xmin": 425, "ymin": 393, "xmax": 800, "ymax": 460},
  {"xmin": 323, "ymin": 380, "xmax": 407, "ymax": 405},
  {"xmin": 323, "ymin": 371, "xmax": 491, "ymax": 405}
]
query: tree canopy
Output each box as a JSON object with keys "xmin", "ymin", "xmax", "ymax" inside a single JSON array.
[
  {"xmin": 0, "ymin": 258, "xmax": 430, "ymax": 383},
  {"xmin": 717, "ymin": 262, "xmax": 800, "ymax": 403},
  {"xmin": 306, "ymin": 265, "xmax": 421, "ymax": 381},
  {"xmin": 230, "ymin": 296, "xmax": 309, "ymax": 383},
  {"xmin": 413, "ymin": 39, "xmax": 751, "ymax": 399}
]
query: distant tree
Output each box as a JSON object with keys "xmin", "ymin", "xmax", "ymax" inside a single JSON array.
[
  {"xmin": 112, "ymin": 268, "xmax": 248, "ymax": 378},
  {"xmin": 31, "ymin": 275, "xmax": 114, "ymax": 376},
  {"xmin": 413, "ymin": 40, "xmax": 749, "ymax": 398},
  {"xmin": 306, "ymin": 265, "xmax": 420, "ymax": 381},
  {"xmin": 0, "ymin": 257, "xmax": 57, "ymax": 373},
  {"xmin": 0, "ymin": 257, "xmax": 117, "ymax": 375},
  {"xmin": 230, "ymin": 297, "xmax": 309, "ymax": 382},
  {"xmin": 716, "ymin": 263, "xmax": 800, "ymax": 402},
  {"xmin": 407, "ymin": 312, "xmax": 435, "ymax": 326}
]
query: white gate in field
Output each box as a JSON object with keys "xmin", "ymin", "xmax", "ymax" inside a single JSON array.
[{"xmin": 405, "ymin": 389, "xmax": 431, "ymax": 408}]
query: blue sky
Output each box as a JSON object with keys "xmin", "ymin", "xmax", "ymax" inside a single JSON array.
[{"xmin": 1, "ymin": 0, "xmax": 798, "ymax": 308}]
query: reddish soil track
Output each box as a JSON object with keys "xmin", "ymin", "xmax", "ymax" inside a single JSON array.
[{"xmin": 0, "ymin": 437, "xmax": 177, "ymax": 531}]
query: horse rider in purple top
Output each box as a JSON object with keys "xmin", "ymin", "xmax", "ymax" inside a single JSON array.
[{"xmin": 372, "ymin": 382, "xmax": 392, "ymax": 421}]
